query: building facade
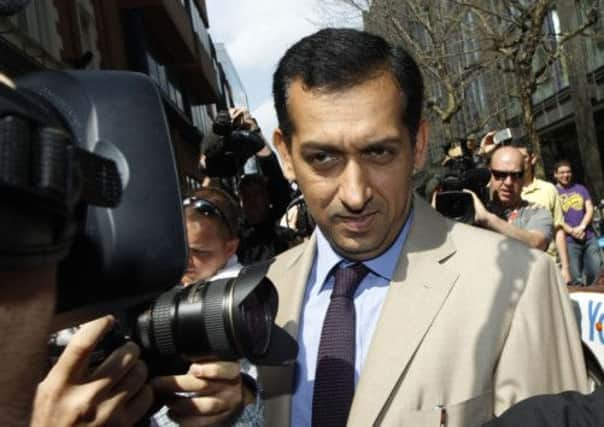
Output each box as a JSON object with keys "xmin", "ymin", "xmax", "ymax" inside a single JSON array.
[
  {"xmin": 0, "ymin": 0, "xmax": 237, "ymax": 194},
  {"xmin": 364, "ymin": 0, "xmax": 604, "ymax": 198}
]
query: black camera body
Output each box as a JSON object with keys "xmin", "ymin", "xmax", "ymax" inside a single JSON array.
[
  {"xmin": 435, "ymin": 143, "xmax": 491, "ymax": 224},
  {"xmin": 204, "ymin": 110, "xmax": 265, "ymax": 178},
  {"xmin": 10, "ymin": 71, "xmax": 188, "ymax": 327},
  {"xmin": 1, "ymin": 70, "xmax": 297, "ymax": 367}
]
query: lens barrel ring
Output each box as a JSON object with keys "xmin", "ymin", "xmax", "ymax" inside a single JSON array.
[
  {"xmin": 151, "ymin": 290, "xmax": 178, "ymax": 355},
  {"xmin": 203, "ymin": 280, "xmax": 238, "ymax": 359}
]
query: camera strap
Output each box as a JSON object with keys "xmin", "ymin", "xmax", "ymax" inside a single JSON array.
[{"xmin": 0, "ymin": 84, "xmax": 122, "ymax": 268}]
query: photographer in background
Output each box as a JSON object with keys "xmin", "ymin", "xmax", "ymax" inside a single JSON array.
[
  {"xmin": 468, "ymin": 145, "xmax": 553, "ymax": 250},
  {"xmin": 237, "ymin": 173, "xmax": 301, "ymax": 265},
  {"xmin": 151, "ymin": 187, "xmax": 258, "ymax": 427},
  {"xmin": 181, "ymin": 187, "xmax": 243, "ymax": 285},
  {"xmin": 479, "ymin": 131, "xmax": 572, "ymax": 283},
  {"xmin": 204, "ymin": 108, "xmax": 292, "ymax": 214}
]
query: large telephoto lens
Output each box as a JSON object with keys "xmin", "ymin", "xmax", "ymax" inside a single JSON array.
[{"xmin": 134, "ymin": 262, "xmax": 278, "ymax": 362}]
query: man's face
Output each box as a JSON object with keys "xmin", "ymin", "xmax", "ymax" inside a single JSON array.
[
  {"xmin": 183, "ymin": 214, "xmax": 237, "ymax": 284},
  {"xmin": 489, "ymin": 147, "xmax": 525, "ymax": 208},
  {"xmin": 274, "ymin": 73, "xmax": 428, "ymax": 260},
  {"xmin": 554, "ymin": 165, "xmax": 572, "ymax": 187}
]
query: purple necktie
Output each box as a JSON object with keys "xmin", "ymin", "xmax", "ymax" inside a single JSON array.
[{"xmin": 312, "ymin": 262, "xmax": 370, "ymax": 427}]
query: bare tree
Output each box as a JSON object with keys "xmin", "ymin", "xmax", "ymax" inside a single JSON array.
[
  {"xmin": 452, "ymin": 0, "xmax": 600, "ymax": 177},
  {"xmin": 316, "ymin": 0, "xmax": 508, "ymax": 164},
  {"xmin": 318, "ymin": 0, "xmax": 601, "ymax": 180}
]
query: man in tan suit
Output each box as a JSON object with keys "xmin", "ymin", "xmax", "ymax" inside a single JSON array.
[
  {"xmin": 151, "ymin": 28, "xmax": 587, "ymax": 426},
  {"xmin": 261, "ymin": 28, "xmax": 587, "ymax": 426}
]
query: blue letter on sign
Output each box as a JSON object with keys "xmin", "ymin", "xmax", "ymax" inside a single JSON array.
[{"xmin": 589, "ymin": 301, "xmax": 603, "ymax": 343}]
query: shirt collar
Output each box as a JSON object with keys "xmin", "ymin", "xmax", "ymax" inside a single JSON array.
[
  {"xmin": 314, "ymin": 209, "xmax": 414, "ymax": 290},
  {"xmin": 523, "ymin": 177, "xmax": 541, "ymax": 193}
]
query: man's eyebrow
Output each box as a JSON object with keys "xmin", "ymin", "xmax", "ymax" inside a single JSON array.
[
  {"xmin": 363, "ymin": 137, "xmax": 402, "ymax": 147},
  {"xmin": 298, "ymin": 141, "xmax": 342, "ymax": 152},
  {"xmin": 299, "ymin": 137, "xmax": 402, "ymax": 151}
]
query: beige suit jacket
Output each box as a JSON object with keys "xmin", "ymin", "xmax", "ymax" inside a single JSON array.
[{"xmin": 259, "ymin": 195, "xmax": 588, "ymax": 426}]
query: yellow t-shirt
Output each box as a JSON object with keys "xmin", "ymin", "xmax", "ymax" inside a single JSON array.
[{"xmin": 522, "ymin": 178, "xmax": 564, "ymax": 258}]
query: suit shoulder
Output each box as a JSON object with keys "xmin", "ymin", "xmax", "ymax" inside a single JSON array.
[
  {"xmin": 447, "ymin": 219, "xmax": 552, "ymax": 265},
  {"xmin": 268, "ymin": 240, "xmax": 308, "ymax": 270}
]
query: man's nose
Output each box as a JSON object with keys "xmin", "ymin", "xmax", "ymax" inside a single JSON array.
[
  {"xmin": 338, "ymin": 160, "xmax": 372, "ymax": 212},
  {"xmin": 503, "ymin": 174, "xmax": 515, "ymax": 186}
]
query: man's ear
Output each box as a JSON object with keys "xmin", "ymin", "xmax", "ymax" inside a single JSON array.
[
  {"xmin": 273, "ymin": 128, "xmax": 296, "ymax": 182},
  {"xmin": 413, "ymin": 118, "xmax": 430, "ymax": 170},
  {"xmin": 530, "ymin": 153, "xmax": 538, "ymax": 167}
]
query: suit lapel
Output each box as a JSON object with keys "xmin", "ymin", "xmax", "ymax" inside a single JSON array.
[
  {"xmin": 348, "ymin": 197, "xmax": 460, "ymax": 426},
  {"xmin": 260, "ymin": 234, "xmax": 317, "ymax": 426}
]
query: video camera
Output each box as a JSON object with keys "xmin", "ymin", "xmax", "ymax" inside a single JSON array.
[
  {"xmin": 204, "ymin": 109, "xmax": 266, "ymax": 178},
  {"xmin": 435, "ymin": 139, "xmax": 491, "ymax": 224},
  {"xmin": 1, "ymin": 70, "xmax": 296, "ymax": 369}
]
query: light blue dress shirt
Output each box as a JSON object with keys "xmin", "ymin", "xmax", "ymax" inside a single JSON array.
[{"xmin": 291, "ymin": 210, "xmax": 414, "ymax": 427}]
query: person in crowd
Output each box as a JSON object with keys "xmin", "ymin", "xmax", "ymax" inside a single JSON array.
[
  {"xmin": 237, "ymin": 173, "xmax": 301, "ymax": 264},
  {"xmin": 468, "ymin": 145, "xmax": 553, "ymax": 250},
  {"xmin": 158, "ymin": 28, "xmax": 587, "ymax": 427},
  {"xmin": 151, "ymin": 187, "xmax": 261, "ymax": 426},
  {"xmin": 181, "ymin": 187, "xmax": 243, "ymax": 284},
  {"xmin": 515, "ymin": 142, "xmax": 573, "ymax": 283},
  {"xmin": 554, "ymin": 160, "xmax": 603, "ymax": 285},
  {"xmin": 478, "ymin": 134, "xmax": 572, "ymax": 282}
]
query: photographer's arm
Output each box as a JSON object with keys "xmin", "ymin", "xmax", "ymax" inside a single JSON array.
[
  {"xmin": 232, "ymin": 107, "xmax": 292, "ymax": 219},
  {"xmin": 467, "ymin": 191, "xmax": 550, "ymax": 250},
  {"xmin": 152, "ymin": 360, "xmax": 259, "ymax": 426},
  {"xmin": 0, "ymin": 266, "xmax": 57, "ymax": 427},
  {"xmin": 31, "ymin": 316, "xmax": 153, "ymax": 427}
]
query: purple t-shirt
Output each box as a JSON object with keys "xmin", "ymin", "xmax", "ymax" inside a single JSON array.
[{"xmin": 557, "ymin": 183, "xmax": 594, "ymax": 242}]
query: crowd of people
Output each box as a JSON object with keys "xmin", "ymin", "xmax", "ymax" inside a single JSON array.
[
  {"xmin": 4, "ymin": 27, "xmax": 604, "ymax": 427},
  {"xmin": 428, "ymin": 130, "xmax": 603, "ymax": 287}
]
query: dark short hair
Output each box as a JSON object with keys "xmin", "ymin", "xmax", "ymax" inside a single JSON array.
[
  {"xmin": 553, "ymin": 159, "xmax": 572, "ymax": 172},
  {"xmin": 273, "ymin": 28, "xmax": 424, "ymax": 145},
  {"xmin": 186, "ymin": 186, "xmax": 241, "ymax": 239}
]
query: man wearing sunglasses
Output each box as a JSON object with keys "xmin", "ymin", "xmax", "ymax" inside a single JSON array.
[
  {"xmin": 151, "ymin": 187, "xmax": 262, "ymax": 427},
  {"xmin": 468, "ymin": 145, "xmax": 553, "ymax": 250},
  {"xmin": 181, "ymin": 187, "xmax": 243, "ymax": 285}
]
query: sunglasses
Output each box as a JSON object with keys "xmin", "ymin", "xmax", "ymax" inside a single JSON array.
[
  {"xmin": 183, "ymin": 197, "xmax": 232, "ymax": 233},
  {"xmin": 491, "ymin": 169, "xmax": 524, "ymax": 181}
]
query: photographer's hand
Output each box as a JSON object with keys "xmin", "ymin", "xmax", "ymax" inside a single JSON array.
[
  {"xmin": 31, "ymin": 316, "xmax": 153, "ymax": 427},
  {"xmin": 152, "ymin": 360, "xmax": 255, "ymax": 426},
  {"xmin": 229, "ymin": 107, "xmax": 272, "ymax": 157},
  {"xmin": 478, "ymin": 130, "xmax": 497, "ymax": 157},
  {"xmin": 465, "ymin": 189, "xmax": 491, "ymax": 226}
]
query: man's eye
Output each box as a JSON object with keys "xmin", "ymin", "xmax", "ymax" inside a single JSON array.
[
  {"xmin": 307, "ymin": 152, "xmax": 337, "ymax": 167},
  {"xmin": 365, "ymin": 147, "xmax": 394, "ymax": 162}
]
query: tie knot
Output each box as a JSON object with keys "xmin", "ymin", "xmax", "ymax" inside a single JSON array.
[{"xmin": 332, "ymin": 263, "xmax": 369, "ymax": 299}]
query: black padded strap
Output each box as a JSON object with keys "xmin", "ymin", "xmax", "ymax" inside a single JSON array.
[{"xmin": 0, "ymin": 115, "xmax": 122, "ymax": 214}]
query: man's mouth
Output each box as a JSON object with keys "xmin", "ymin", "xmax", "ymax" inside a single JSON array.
[{"xmin": 337, "ymin": 212, "xmax": 377, "ymax": 232}]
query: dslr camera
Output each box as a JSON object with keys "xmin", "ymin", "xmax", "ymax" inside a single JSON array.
[
  {"xmin": 1, "ymin": 70, "xmax": 296, "ymax": 371},
  {"xmin": 204, "ymin": 109, "xmax": 266, "ymax": 178}
]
